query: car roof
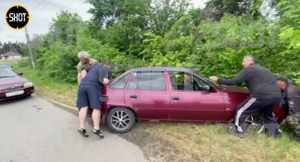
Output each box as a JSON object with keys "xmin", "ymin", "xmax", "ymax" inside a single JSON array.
[
  {"xmin": 128, "ymin": 67, "xmax": 211, "ymax": 84},
  {"xmin": 130, "ymin": 67, "xmax": 194, "ymax": 73}
]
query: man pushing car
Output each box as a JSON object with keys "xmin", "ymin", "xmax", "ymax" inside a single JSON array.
[
  {"xmin": 277, "ymin": 76, "xmax": 300, "ymax": 141},
  {"xmin": 209, "ymin": 55, "xmax": 282, "ymax": 137},
  {"xmin": 76, "ymin": 61, "xmax": 111, "ymax": 138}
]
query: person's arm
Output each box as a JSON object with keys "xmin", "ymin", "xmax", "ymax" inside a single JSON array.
[
  {"xmin": 81, "ymin": 70, "xmax": 87, "ymax": 79},
  {"xmin": 77, "ymin": 64, "xmax": 82, "ymax": 85},
  {"xmin": 103, "ymin": 70, "xmax": 112, "ymax": 85},
  {"xmin": 99, "ymin": 67, "xmax": 111, "ymax": 86},
  {"xmin": 77, "ymin": 73, "xmax": 82, "ymax": 85},
  {"xmin": 78, "ymin": 65, "xmax": 92, "ymax": 85},
  {"xmin": 103, "ymin": 78, "xmax": 110, "ymax": 85},
  {"xmin": 102, "ymin": 70, "xmax": 111, "ymax": 86},
  {"xmin": 287, "ymin": 86, "xmax": 300, "ymax": 113},
  {"xmin": 217, "ymin": 68, "xmax": 249, "ymax": 85},
  {"xmin": 280, "ymin": 119, "xmax": 286, "ymax": 125},
  {"xmin": 91, "ymin": 59, "xmax": 98, "ymax": 65}
]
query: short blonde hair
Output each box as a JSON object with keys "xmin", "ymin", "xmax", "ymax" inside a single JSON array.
[{"xmin": 78, "ymin": 51, "xmax": 90, "ymax": 59}]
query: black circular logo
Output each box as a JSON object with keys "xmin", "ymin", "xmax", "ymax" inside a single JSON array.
[{"xmin": 5, "ymin": 5, "xmax": 30, "ymax": 30}]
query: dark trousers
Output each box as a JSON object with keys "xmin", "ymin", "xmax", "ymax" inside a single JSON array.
[{"xmin": 235, "ymin": 97, "xmax": 281, "ymax": 132}]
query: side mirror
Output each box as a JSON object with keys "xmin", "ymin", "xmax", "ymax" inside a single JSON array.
[
  {"xmin": 203, "ymin": 84, "xmax": 211, "ymax": 91},
  {"xmin": 207, "ymin": 85, "xmax": 217, "ymax": 92},
  {"xmin": 18, "ymin": 72, "xmax": 23, "ymax": 76}
]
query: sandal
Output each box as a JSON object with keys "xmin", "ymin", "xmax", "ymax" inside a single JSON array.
[
  {"xmin": 92, "ymin": 129, "xmax": 104, "ymax": 138},
  {"xmin": 78, "ymin": 128, "xmax": 89, "ymax": 137}
]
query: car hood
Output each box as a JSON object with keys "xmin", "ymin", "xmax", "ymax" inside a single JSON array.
[
  {"xmin": 0, "ymin": 76, "xmax": 29, "ymax": 88},
  {"xmin": 221, "ymin": 85, "xmax": 249, "ymax": 94}
]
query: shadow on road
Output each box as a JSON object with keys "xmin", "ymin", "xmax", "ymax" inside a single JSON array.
[
  {"xmin": 51, "ymin": 102, "xmax": 111, "ymax": 132},
  {"xmin": 0, "ymin": 95, "xmax": 33, "ymax": 107}
]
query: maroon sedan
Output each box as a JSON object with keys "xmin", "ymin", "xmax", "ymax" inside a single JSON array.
[
  {"xmin": 0, "ymin": 65, "xmax": 34, "ymax": 101},
  {"xmin": 99, "ymin": 67, "xmax": 286, "ymax": 133}
]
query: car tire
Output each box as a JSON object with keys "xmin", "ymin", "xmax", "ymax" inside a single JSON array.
[
  {"xmin": 245, "ymin": 114, "xmax": 265, "ymax": 133},
  {"xmin": 106, "ymin": 107, "xmax": 136, "ymax": 133}
]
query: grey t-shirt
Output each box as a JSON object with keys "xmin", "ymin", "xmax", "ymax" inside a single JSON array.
[{"xmin": 80, "ymin": 65, "xmax": 111, "ymax": 88}]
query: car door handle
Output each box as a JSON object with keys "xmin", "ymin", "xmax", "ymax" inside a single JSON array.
[
  {"xmin": 172, "ymin": 96, "xmax": 180, "ymax": 100},
  {"xmin": 130, "ymin": 95, "xmax": 138, "ymax": 99}
]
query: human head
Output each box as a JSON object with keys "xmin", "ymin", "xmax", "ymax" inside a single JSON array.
[
  {"xmin": 276, "ymin": 76, "xmax": 288, "ymax": 90},
  {"xmin": 242, "ymin": 55, "xmax": 257, "ymax": 68},
  {"xmin": 78, "ymin": 51, "xmax": 90, "ymax": 64},
  {"xmin": 184, "ymin": 74, "xmax": 191, "ymax": 83},
  {"xmin": 103, "ymin": 61, "xmax": 111, "ymax": 69}
]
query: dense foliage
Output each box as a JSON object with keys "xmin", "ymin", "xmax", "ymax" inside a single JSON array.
[{"xmin": 21, "ymin": 0, "xmax": 300, "ymax": 84}]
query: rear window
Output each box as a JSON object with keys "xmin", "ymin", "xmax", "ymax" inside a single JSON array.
[
  {"xmin": 110, "ymin": 73, "xmax": 131, "ymax": 89},
  {"xmin": 128, "ymin": 71, "xmax": 166, "ymax": 91}
]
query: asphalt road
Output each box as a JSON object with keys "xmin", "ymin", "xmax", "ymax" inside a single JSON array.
[{"xmin": 0, "ymin": 96, "xmax": 148, "ymax": 162}]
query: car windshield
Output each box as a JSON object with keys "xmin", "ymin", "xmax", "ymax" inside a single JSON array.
[{"xmin": 0, "ymin": 67, "xmax": 17, "ymax": 78}]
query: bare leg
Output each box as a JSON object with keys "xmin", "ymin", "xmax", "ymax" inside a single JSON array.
[
  {"xmin": 92, "ymin": 109, "xmax": 104, "ymax": 138},
  {"xmin": 92, "ymin": 109, "xmax": 101, "ymax": 130},
  {"xmin": 79, "ymin": 107, "xmax": 88, "ymax": 129}
]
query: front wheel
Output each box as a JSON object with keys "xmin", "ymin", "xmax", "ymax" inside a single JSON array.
[{"xmin": 106, "ymin": 107, "xmax": 136, "ymax": 133}]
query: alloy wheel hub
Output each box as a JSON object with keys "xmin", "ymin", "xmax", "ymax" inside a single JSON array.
[{"xmin": 111, "ymin": 110, "xmax": 130, "ymax": 131}]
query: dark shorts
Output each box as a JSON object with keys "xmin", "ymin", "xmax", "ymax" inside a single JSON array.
[{"xmin": 76, "ymin": 84, "xmax": 102, "ymax": 109}]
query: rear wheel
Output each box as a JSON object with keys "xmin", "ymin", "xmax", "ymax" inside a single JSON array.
[{"xmin": 106, "ymin": 107, "xmax": 136, "ymax": 133}]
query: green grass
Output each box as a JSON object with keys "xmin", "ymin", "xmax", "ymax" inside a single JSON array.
[
  {"xmin": 130, "ymin": 122, "xmax": 300, "ymax": 162},
  {"xmin": 4, "ymin": 60, "xmax": 300, "ymax": 162}
]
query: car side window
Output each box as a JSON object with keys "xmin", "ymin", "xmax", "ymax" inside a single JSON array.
[
  {"xmin": 193, "ymin": 75, "xmax": 211, "ymax": 91},
  {"xmin": 169, "ymin": 72, "xmax": 210, "ymax": 92},
  {"xmin": 110, "ymin": 73, "xmax": 131, "ymax": 89},
  {"xmin": 128, "ymin": 71, "xmax": 166, "ymax": 91}
]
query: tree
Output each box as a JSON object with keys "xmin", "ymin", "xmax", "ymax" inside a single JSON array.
[
  {"xmin": 148, "ymin": 0, "xmax": 191, "ymax": 35},
  {"xmin": 276, "ymin": 0, "xmax": 300, "ymax": 83},
  {"xmin": 87, "ymin": 0, "xmax": 192, "ymax": 57},
  {"xmin": 204, "ymin": 0, "xmax": 264, "ymax": 20},
  {"xmin": 18, "ymin": 0, "xmax": 300, "ymax": 85},
  {"xmin": 49, "ymin": 11, "xmax": 83, "ymax": 45},
  {"xmin": 87, "ymin": 0, "xmax": 151, "ymax": 28}
]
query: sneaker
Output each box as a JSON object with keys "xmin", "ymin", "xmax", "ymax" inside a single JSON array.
[
  {"xmin": 273, "ymin": 128, "xmax": 283, "ymax": 138},
  {"xmin": 228, "ymin": 126, "xmax": 245, "ymax": 138}
]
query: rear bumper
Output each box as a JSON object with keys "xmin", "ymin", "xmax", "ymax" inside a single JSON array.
[{"xmin": 0, "ymin": 87, "xmax": 34, "ymax": 101}]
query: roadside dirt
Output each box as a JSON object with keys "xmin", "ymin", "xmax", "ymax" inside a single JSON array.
[{"xmin": 120, "ymin": 123, "xmax": 200, "ymax": 162}]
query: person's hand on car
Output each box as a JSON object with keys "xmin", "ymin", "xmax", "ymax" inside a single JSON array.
[{"xmin": 209, "ymin": 76, "xmax": 219, "ymax": 82}]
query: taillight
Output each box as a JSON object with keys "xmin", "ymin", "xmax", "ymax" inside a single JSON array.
[{"xmin": 100, "ymin": 95, "xmax": 108, "ymax": 102}]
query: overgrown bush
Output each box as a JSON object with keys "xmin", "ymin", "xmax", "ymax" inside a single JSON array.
[{"xmin": 22, "ymin": 0, "xmax": 300, "ymax": 84}]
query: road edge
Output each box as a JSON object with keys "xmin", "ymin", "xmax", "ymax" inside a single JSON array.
[
  {"xmin": 47, "ymin": 99, "xmax": 78, "ymax": 116},
  {"xmin": 48, "ymin": 99, "xmax": 77, "ymax": 111}
]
